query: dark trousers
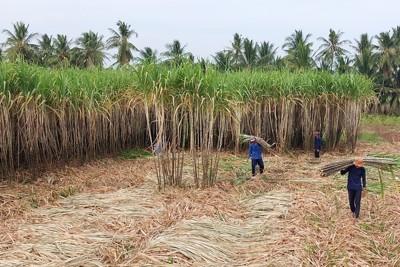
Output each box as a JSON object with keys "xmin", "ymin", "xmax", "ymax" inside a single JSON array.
[
  {"xmin": 348, "ymin": 189, "xmax": 362, "ymax": 218},
  {"xmin": 314, "ymin": 149, "xmax": 320, "ymax": 158},
  {"xmin": 251, "ymin": 158, "xmax": 264, "ymax": 176}
]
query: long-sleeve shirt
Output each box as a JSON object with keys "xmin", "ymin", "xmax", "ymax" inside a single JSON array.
[
  {"xmin": 340, "ymin": 165, "xmax": 366, "ymax": 190},
  {"xmin": 248, "ymin": 143, "xmax": 262, "ymax": 159},
  {"xmin": 314, "ymin": 135, "xmax": 321, "ymax": 150}
]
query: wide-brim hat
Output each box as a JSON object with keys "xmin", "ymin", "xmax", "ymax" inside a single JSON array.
[{"xmin": 354, "ymin": 157, "xmax": 364, "ymax": 167}]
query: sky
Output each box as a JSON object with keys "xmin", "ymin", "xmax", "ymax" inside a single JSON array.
[{"xmin": 1, "ymin": 0, "xmax": 400, "ymax": 63}]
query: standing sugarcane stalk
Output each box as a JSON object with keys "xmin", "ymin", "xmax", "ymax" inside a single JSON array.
[
  {"xmin": 378, "ymin": 169, "xmax": 384, "ymax": 197},
  {"xmin": 0, "ymin": 62, "xmax": 376, "ymax": 181},
  {"xmin": 388, "ymin": 165, "xmax": 399, "ymax": 193}
]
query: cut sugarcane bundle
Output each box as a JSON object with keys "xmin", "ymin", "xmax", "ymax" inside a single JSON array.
[
  {"xmin": 240, "ymin": 134, "xmax": 275, "ymax": 149},
  {"xmin": 321, "ymin": 157, "xmax": 397, "ymax": 177}
]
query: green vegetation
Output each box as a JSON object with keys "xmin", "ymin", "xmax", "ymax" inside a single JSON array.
[
  {"xmin": 119, "ymin": 148, "xmax": 152, "ymax": 160},
  {"xmin": 361, "ymin": 115, "xmax": 400, "ymax": 127},
  {"xmin": 0, "ymin": 62, "xmax": 375, "ymax": 182},
  {"xmin": 28, "ymin": 190, "xmax": 38, "ymax": 208},
  {"xmin": 60, "ymin": 186, "xmax": 78, "ymax": 198},
  {"xmin": 358, "ymin": 132, "xmax": 383, "ymax": 143},
  {"xmin": 2, "ymin": 21, "xmax": 400, "ymax": 115},
  {"xmin": 0, "ymin": 62, "xmax": 374, "ymax": 103},
  {"xmin": 219, "ymin": 156, "xmax": 248, "ymax": 172}
]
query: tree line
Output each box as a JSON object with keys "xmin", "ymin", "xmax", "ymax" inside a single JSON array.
[{"xmin": 1, "ymin": 21, "xmax": 399, "ymax": 114}]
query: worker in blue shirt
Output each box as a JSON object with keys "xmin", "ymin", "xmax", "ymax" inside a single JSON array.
[
  {"xmin": 340, "ymin": 158, "xmax": 367, "ymax": 219},
  {"xmin": 314, "ymin": 131, "xmax": 322, "ymax": 158},
  {"xmin": 248, "ymin": 137, "xmax": 264, "ymax": 176}
]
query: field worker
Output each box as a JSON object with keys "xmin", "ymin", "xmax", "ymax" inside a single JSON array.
[
  {"xmin": 248, "ymin": 137, "xmax": 264, "ymax": 177},
  {"xmin": 314, "ymin": 131, "xmax": 322, "ymax": 158},
  {"xmin": 153, "ymin": 143, "xmax": 162, "ymax": 155},
  {"xmin": 340, "ymin": 157, "xmax": 366, "ymax": 219}
]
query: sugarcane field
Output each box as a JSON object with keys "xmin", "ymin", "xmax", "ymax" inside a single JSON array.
[{"xmin": 0, "ymin": 62, "xmax": 399, "ymax": 267}]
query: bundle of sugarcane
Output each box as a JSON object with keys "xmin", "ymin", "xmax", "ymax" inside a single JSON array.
[
  {"xmin": 321, "ymin": 157, "xmax": 397, "ymax": 177},
  {"xmin": 240, "ymin": 134, "xmax": 275, "ymax": 149}
]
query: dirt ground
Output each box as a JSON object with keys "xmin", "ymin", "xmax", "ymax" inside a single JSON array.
[{"xmin": 0, "ymin": 122, "xmax": 399, "ymax": 266}]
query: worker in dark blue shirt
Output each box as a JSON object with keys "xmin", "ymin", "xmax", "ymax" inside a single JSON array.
[
  {"xmin": 340, "ymin": 158, "xmax": 366, "ymax": 219},
  {"xmin": 314, "ymin": 131, "xmax": 322, "ymax": 158},
  {"xmin": 248, "ymin": 137, "xmax": 264, "ymax": 176}
]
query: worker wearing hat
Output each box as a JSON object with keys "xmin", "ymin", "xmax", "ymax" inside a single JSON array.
[
  {"xmin": 340, "ymin": 157, "xmax": 367, "ymax": 219},
  {"xmin": 248, "ymin": 137, "xmax": 264, "ymax": 177}
]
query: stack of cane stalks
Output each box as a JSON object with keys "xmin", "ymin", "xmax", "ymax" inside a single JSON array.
[
  {"xmin": 240, "ymin": 134, "xmax": 275, "ymax": 149},
  {"xmin": 321, "ymin": 157, "xmax": 397, "ymax": 177}
]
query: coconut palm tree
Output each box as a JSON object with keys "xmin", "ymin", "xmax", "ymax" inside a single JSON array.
[
  {"xmin": 241, "ymin": 38, "xmax": 258, "ymax": 69},
  {"xmin": 353, "ymin": 47, "xmax": 378, "ymax": 77},
  {"xmin": 317, "ymin": 29, "xmax": 351, "ymax": 72},
  {"xmin": 1, "ymin": 21, "xmax": 38, "ymax": 63},
  {"xmin": 316, "ymin": 57, "xmax": 332, "ymax": 72},
  {"xmin": 283, "ymin": 30, "xmax": 314, "ymax": 70},
  {"xmin": 283, "ymin": 30, "xmax": 312, "ymax": 53},
  {"xmin": 74, "ymin": 31, "xmax": 107, "ymax": 69},
  {"xmin": 391, "ymin": 26, "xmax": 400, "ymax": 88},
  {"xmin": 51, "ymin": 34, "xmax": 72, "ymax": 68},
  {"xmin": 375, "ymin": 31, "xmax": 396, "ymax": 82},
  {"xmin": 37, "ymin": 34, "xmax": 54, "ymax": 67},
  {"xmin": 229, "ymin": 33, "xmax": 244, "ymax": 68},
  {"xmin": 257, "ymin": 41, "xmax": 277, "ymax": 68},
  {"xmin": 107, "ymin": 20, "xmax": 138, "ymax": 67},
  {"xmin": 352, "ymin": 33, "xmax": 378, "ymax": 77},
  {"xmin": 134, "ymin": 47, "xmax": 159, "ymax": 64},
  {"xmin": 212, "ymin": 50, "xmax": 233, "ymax": 71},
  {"xmin": 273, "ymin": 56, "xmax": 286, "ymax": 70},
  {"xmin": 335, "ymin": 56, "xmax": 352, "ymax": 74},
  {"xmin": 162, "ymin": 39, "xmax": 190, "ymax": 66},
  {"xmin": 352, "ymin": 33, "xmax": 375, "ymax": 54},
  {"xmin": 288, "ymin": 42, "xmax": 315, "ymax": 70},
  {"xmin": 375, "ymin": 30, "xmax": 400, "ymax": 114}
]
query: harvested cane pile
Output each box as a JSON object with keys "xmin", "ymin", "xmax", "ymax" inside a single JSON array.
[
  {"xmin": 321, "ymin": 157, "xmax": 397, "ymax": 177},
  {"xmin": 240, "ymin": 134, "xmax": 275, "ymax": 149}
]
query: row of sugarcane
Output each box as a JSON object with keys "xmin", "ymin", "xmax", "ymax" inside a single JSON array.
[
  {"xmin": 0, "ymin": 61, "xmax": 376, "ymax": 182},
  {"xmin": 321, "ymin": 157, "xmax": 397, "ymax": 177}
]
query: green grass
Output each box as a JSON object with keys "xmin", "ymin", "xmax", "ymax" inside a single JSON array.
[
  {"xmin": 28, "ymin": 189, "xmax": 38, "ymax": 208},
  {"xmin": 60, "ymin": 186, "xmax": 78, "ymax": 198},
  {"xmin": 219, "ymin": 155, "xmax": 254, "ymax": 184},
  {"xmin": 118, "ymin": 148, "xmax": 152, "ymax": 160},
  {"xmin": 358, "ymin": 132, "xmax": 383, "ymax": 143},
  {"xmin": 333, "ymin": 167, "xmax": 398, "ymax": 196},
  {"xmin": 219, "ymin": 155, "xmax": 248, "ymax": 171},
  {"xmin": 367, "ymin": 181, "xmax": 388, "ymax": 194},
  {"xmin": 361, "ymin": 114, "xmax": 400, "ymax": 128}
]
